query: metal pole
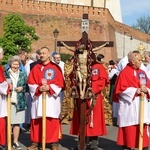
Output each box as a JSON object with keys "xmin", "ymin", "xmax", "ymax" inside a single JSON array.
[
  {"xmin": 91, "ymin": 0, "xmax": 93, "ymax": 7},
  {"xmin": 54, "ymin": 38, "xmax": 57, "ymax": 52},
  {"xmin": 53, "ymin": 29, "xmax": 59, "ymax": 52},
  {"xmin": 104, "ymin": 0, "xmax": 106, "ymax": 9}
]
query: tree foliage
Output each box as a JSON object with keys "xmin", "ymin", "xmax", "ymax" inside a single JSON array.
[
  {"xmin": 132, "ymin": 15, "xmax": 150, "ymax": 34},
  {"xmin": 0, "ymin": 13, "xmax": 39, "ymax": 65},
  {"xmin": 60, "ymin": 53, "xmax": 73, "ymax": 62}
]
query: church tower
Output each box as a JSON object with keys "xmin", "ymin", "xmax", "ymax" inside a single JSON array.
[{"xmin": 39, "ymin": 0, "xmax": 122, "ymax": 23}]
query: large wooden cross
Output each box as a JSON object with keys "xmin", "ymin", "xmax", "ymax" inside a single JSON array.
[
  {"xmin": 57, "ymin": 14, "xmax": 113, "ymax": 150},
  {"xmin": 57, "ymin": 14, "xmax": 113, "ymax": 49}
]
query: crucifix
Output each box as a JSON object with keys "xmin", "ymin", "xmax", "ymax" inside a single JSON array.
[{"xmin": 57, "ymin": 14, "xmax": 113, "ymax": 150}]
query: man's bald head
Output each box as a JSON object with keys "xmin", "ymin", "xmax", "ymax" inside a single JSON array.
[
  {"xmin": 128, "ymin": 50, "xmax": 140, "ymax": 62},
  {"xmin": 128, "ymin": 50, "xmax": 142, "ymax": 69}
]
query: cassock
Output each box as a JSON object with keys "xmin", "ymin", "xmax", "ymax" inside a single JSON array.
[
  {"xmin": 28, "ymin": 61, "xmax": 65, "ymax": 143},
  {"xmin": 70, "ymin": 62, "xmax": 109, "ymax": 136},
  {"xmin": 0, "ymin": 66, "xmax": 9, "ymax": 146},
  {"xmin": 114, "ymin": 64, "xmax": 150, "ymax": 148}
]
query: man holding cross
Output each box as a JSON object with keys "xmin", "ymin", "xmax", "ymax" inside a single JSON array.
[
  {"xmin": 69, "ymin": 49, "xmax": 109, "ymax": 150},
  {"xmin": 58, "ymin": 13, "xmax": 111, "ymax": 150}
]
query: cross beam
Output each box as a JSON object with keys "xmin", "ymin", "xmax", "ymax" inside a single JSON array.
[{"xmin": 57, "ymin": 41, "xmax": 113, "ymax": 48}]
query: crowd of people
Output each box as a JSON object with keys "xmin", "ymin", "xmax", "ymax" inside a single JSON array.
[{"xmin": 0, "ymin": 45, "xmax": 150, "ymax": 150}]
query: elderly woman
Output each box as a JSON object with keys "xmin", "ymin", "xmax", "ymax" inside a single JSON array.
[{"xmin": 5, "ymin": 55, "xmax": 27, "ymax": 150}]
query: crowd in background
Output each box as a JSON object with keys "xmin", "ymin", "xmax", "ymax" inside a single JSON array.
[{"xmin": 0, "ymin": 46, "xmax": 150, "ymax": 150}]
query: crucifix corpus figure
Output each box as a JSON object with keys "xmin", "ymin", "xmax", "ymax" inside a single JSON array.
[{"xmin": 61, "ymin": 41, "xmax": 109, "ymax": 99}]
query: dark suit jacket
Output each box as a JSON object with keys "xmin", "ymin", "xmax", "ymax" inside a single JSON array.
[{"xmin": 30, "ymin": 60, "xmax": 41, "ymax": 70}]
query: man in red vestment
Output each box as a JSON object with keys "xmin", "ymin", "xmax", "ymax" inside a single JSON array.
[
  {"xmin": 70, "ymin": 54, "xmax": 109, "ymax": 150},
  {"xmin": 0, "ymin": 47, "xmax": 10, "ymax": 149},
  {"xmin": 113, "ymin": 51, "xmax": 150, "ymax": 150},
  {"xmin": 27, "ymin": 47, "xmax": 65, "ymax": 150}
]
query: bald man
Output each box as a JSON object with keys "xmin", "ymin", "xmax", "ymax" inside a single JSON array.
[
  {"xmin": 28, "ymin": 47, "xmax": 65, "ymax": 150},
  {"xmin": 113, "ymin": 51, "xmax": 150, "ymax": 150}
]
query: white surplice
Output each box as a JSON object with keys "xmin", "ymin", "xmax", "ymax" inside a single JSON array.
[
  {"xmin": 28, "ymin": 83, "xmax": 62, "ymax": 119},
  {"xmin": 0, "ymin": 81, "xmax": 8, "ymax": 117}
]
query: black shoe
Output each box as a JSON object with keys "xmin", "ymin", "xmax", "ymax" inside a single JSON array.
[
  {"xmin": 71, "ymin": 145, "xmax": 87, "ymax": 150},
  {"xmin": 12, "ymin": 143, "xmax": 22, "ymax": 150},
  {"xmin": 0, "ymin": 145, "xmax": 7, "ymax": 150},
  {"xmin": 71, "ymin": 145, "xmax": 79, "ymax": 150},
  {"xmin": 90, "ymin": 148, "xmax": 99, "ymax": 150},
  {"xmin": 71, "ymin": 147, "xmax": 78, "ymax": 150},
  {"xmin": 122, "ymin": 146, "xmax": 132, "ymax": 150},
  {"xmin": 143, "ymin": 147, "xmax": 148, "ymax": 150}
]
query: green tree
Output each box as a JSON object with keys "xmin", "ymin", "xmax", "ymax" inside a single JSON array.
[
  {"xmin": 132, "ymin": 15, "xmax": 150, "ymax": 34},
  {"xmin": 60, "ymin": 53, "xmax": 73, "ymax": 62},
  {"xmin": 0, "ymin": 13, "xmax": 39, "ymax": 65}
]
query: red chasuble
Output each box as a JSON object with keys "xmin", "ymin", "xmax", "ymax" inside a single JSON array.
[
  {"xmin": 70, "ymin": 62, "xmax": 109, "ymax": 136},
  {"xmin": 28, "ymin": 61, "xmax": 65, "ymax": 96}
]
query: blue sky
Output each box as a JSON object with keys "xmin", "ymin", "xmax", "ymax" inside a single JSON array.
[{"xmin": 120, "ymin": 0, "xmax": 150, "ymax": 26}]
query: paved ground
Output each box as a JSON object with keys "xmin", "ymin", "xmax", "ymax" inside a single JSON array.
[
  {"xmin": 13, "ymin": 125, "xmax": 122, "ymax": 150},
  {"xmin": 12, "ymin": 124, "xmax": 150, "ymax": 150}
]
